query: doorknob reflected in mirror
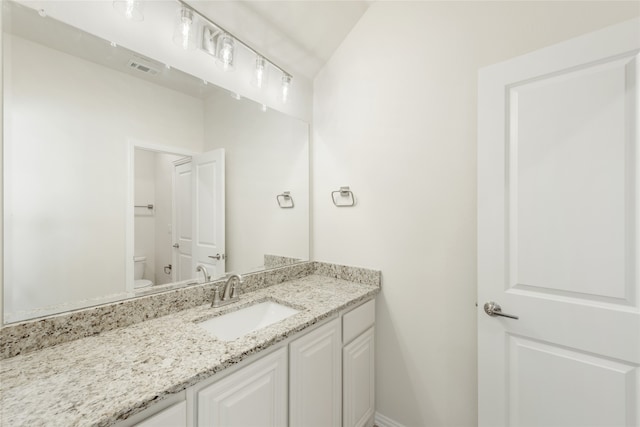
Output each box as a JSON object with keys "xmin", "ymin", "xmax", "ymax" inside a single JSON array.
[
  {"xmin": 208, "ymin": 254, "xmax": 225, "ymax": 260},
  {"xmin": 484, "ymin": 302, "xmax": 519, "ymax": 320}
]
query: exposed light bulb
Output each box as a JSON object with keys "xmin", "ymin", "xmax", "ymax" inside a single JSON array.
[
  {"xmin": 113, "ymin": 0, "xmax": 143, "ymax": 22},
  {"xmin": 125, "ymin": 1, "xmax": 134, "ymax": 19},
  {"xmin": 216, "ymin": 33, "xmax": 235, "ymax": 71},
  {"xmin": 252, "ymin": 56, "xmax": 267, "ymax": 89},
  {"xmin": 180, "ymin": 17, "xmax": 191, "ymax": 49},
  {"xmin": 173, "ymin": 7, "xmax": 195, "ymax": 50},
  {"xmin": 281, "ymin": 74, "xmax": 292, "ymax": 103}
]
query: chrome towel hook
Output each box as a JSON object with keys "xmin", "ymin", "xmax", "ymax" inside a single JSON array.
[
  {"xmin": 331, "ymin": 186, "xmax": 355, "ymax": 207},
  {"xmin": 276, "ymin": 191, "xmax": 294, "ymax": 208}
]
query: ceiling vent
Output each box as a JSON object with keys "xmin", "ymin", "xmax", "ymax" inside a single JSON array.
[{"xmin": 127, "ymin": 57, "xmax": 160, "ymax": 76}]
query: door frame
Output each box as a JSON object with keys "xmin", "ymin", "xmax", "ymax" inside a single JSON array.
[
  {"xmin": 125, "ymin": 139, "xmax": 198, "ymax": 293},
  {"xmin": 171, "ymin": 156, "xmax": 192, "ymax": 283}
]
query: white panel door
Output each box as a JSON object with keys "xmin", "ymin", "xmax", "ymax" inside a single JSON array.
[
  {"xmin": 191, "ymin": 149, "xmax": 225, "ymax": 280},
  {"xmin": 197, "ymin": 347, "xmax": 287, "ymax": 427},
  {"xmin": 478, "ymin": 18, "xmax": 640, "ymax": 427},
  {"xmin": 173, "ymin": 161, "xmax": 192, "ymax": 282},
  {"xmin": 343, "ymin": 327, "xmax": 375, "ymax": 427},
  {"xmin": 290, "ymin": 318, "xmax": 342, "ymax": 427}
]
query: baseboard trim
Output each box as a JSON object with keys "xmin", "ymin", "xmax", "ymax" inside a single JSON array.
[{"xmin": 375, "ymin": 411, "xmax": 406, "ymax": 427}]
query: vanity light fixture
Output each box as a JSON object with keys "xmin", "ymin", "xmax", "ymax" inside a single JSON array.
[
  {"xmin": 252, "ymin": 55, "xmax": 267, "ymax": 88},
  {"xmin": 173, "ymin": 6, "xmax": 196, "ymax": 50},
  {"xmin": 172, "ymin": 1, "xmax": 294, "ymax": 102},
  {"xmin": 216, "ymin": 33, "xmax": 235, "ymax": 71},
  {"xmin": 113, "ymin": 0, "xmax": 144, "ymax": 22},
  {"xmin": 281, "ymin": 74, "xmax": 292, "ymax": 103}
]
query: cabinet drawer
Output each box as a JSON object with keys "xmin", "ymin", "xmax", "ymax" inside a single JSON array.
[
  {"xmin": 343, "ymin": 299, "xmax": 375, "ymax": 344},
  {"xmin": 134, "ymin": 401, "xmax": 186, "ymax": 427}
]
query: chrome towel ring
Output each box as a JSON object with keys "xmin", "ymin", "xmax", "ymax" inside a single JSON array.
[{"xmin": 331, "ymin": 186, "xmax": 355, "ymax": 207}]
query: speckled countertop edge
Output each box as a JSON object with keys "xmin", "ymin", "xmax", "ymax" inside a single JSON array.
[
  {"xmin": 0, "ymin": 274, "xmax": 380, "ymax": 427},
  {"xmin": 1, "ymin": 261, "xmax": 381, "ymax": 360}
]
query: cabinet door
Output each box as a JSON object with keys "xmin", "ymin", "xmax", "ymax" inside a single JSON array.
[
  {"xmin": 343, "ymin": 327, "xmax": 375, "ymax": 427},
  {"xmin": 197, "ymin": 347, "xmax": 287, "ymax": 427},
  {"xmin": 135, "ymin": 401, "xmax": 187, "ymax": 427},
  {"xmin": 289, "ymin": 318, "xmax": 341, "ymax": 427}
]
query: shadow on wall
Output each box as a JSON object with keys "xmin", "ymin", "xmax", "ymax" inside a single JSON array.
[{"xmin": 375, "ymin": 294, "xmax": 436, "ymax": 425}]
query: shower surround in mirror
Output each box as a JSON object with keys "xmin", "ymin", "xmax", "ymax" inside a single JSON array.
[{"xmin": 2, "ymin": 2, "xmax": 309, "ymax": 323}]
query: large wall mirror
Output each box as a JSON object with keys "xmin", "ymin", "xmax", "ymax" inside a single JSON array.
[{"xmin": 2, "ymin": 1, "xmax": 309, "ymax": 323}]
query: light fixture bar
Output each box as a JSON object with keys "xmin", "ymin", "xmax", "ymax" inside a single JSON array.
[{"xmin": 175, "ymin": 0, "xmax": 292, "ymax": 78}]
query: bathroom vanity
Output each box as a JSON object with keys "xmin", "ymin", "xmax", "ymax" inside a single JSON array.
[
  {"xmin": 0, "ymin": 262, "xmax": 379, "ymax": 427},
  {"xmin": 123, "ymin": 299, "xmax": 375, "ymax": 427}
]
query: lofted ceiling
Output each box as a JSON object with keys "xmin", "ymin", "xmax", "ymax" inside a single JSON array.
[{"xmin": 187, "ymin": 1, "xmax": 372, "ymax": 80}]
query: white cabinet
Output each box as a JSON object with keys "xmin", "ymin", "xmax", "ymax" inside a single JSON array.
[
  {"xmin": 197, "ymin": 347, "xmax": 288, "ymax": 427},
  {"xmin": 135, "ymin": 401, "xmax": 187, "ymax": 427},
  {"xmin": 289, "ymin": 318, "xmax": 341, "ymax": 427},
  {"xmin": 343, "ymin": 327, "xmax": 375, "ymax": 427},
  {"xmin": 130, "ymin": 299, "xmax": 376, "ymax": 427},
  {"xmin": 342, "ymin": 299, "xmax": 376, "ymax": 427}
]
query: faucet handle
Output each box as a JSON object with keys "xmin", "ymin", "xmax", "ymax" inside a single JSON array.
[
  {"xmin": 230, "ymin": 283, "xmax": 238, "ymax": 299},
  {"xmin": 211, "ymin": 287, "xmax": 221, "ymax": 307}
]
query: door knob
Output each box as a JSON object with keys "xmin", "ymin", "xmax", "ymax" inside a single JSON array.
[
  {"xmin": 208, "ymin": 254, "xmax": 225, "ymax": 260},
  {"xmin": 484, "ymin": 302, "xmax": 519, "ymax": 320},
  {"xmin": 173, "ymin": 243, "xmax": 179, "ymax": 248}
]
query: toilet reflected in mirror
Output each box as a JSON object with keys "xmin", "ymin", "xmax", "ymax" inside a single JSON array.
[{"xmin": 133, "ymin": 256, "xmax": 153, "ymax": 289}]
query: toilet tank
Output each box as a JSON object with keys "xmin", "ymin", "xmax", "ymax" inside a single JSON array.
[{"xmin": 133, "ymin": 256, "xmax": 146, "ymax": 280}]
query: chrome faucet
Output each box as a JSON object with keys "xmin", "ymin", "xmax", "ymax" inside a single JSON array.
[
  {"xmin": 196, "ymin": 265, "xmax": 210, "ymax": 283},
  {"xmin": 211, "ymin": 274, "xmax": 243, "ymax": 308}
]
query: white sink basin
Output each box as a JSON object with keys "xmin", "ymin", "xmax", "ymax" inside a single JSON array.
[{"xmin": 197, "ymin": 301, "xmax": 300, "ymax": 341}]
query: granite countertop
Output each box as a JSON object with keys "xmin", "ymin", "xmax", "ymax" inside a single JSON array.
[{"xmin": 0, "ymin": 274, "xmax": 379, "ymax": 426}]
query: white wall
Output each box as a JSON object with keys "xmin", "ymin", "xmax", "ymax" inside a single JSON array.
[
  {"xmin": 4, "ymin": 34, "xmax": 203, "ymax": 320},
  {"xmin": 204, "ymin": 95, "xmax": 309, "ymax": 273},
  {"xmin": 312, "ymin": 2, "xmax": 640, "ymax": 426}
]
